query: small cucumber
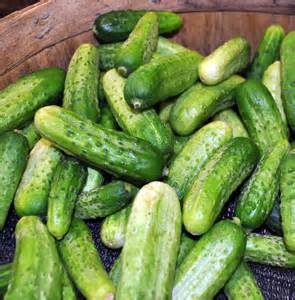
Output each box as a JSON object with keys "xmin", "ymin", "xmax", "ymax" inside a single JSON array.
[
  {"xmin": 183, "ymin": 137, "xmax": 259, "ymax": 235},
  {"xmin": 117, "ymin": 182, "xmax": 181, "ymax": 300},
  {"xmin": 17, "ymin": 122, "xmax": 40, "ymax": 149},
  {"xmin": 14, "ymin": 139, "xmax": 63, "ymax": 216},
  {"xmin": 0, "ymin": 132, "xmax": 28, "ymax": 229},
  {"xmin": 170, "ymin": 75, "xmax": 245, "ymax": 135},
  {"xmin": 266, "ymin": 196, "xmax": 282, "ymax": 235},
  {"xmin": 98, "ymin": 106, "xmax": 117, "ymax": 130},
  {"xmin": 98, "ymin": 43, "xmax": 122, "ymax": 71},
  {"xmin": 199, "ymin": 37, "xmax": 250, "ymax": 85},
  {"xmin": 247, "ymin": 24, "xmax": 285, "ymax": 80},
  {"xmin": 75, "ymin": 181, "xmax": 138, "ymax": 219},
  {"xmin": 0, "ymin": 263, "xmax": 12, "ymax": 297},
  {"xmin": 59, "ymin": 218, "xmax": 115, "ymax": 300},
  {"xmin": 173, "ymin": 220, "xmax": 246, "ymax": 300},
  {"xmin": 176, "ymin": 233, "xmax": 196, "ymax": 268},
  {"xmin": 82, "ymin": 167, "xmax": 104, "ymax": 193}
]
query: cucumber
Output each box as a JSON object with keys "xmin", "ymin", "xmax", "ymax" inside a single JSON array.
[
  {"xmin": 5, "ymin": 216, "xmax": 63, "ymax": 300},
  {"xmin": 98, "ymin": 43, "xmax": 122, "ymax": 71},
  {"xmin": 34, "ymin": 106, "xmax": 165, "ymax": 182},
  {"xmin": 97, "ymin": 72, "xmax": 106, "ymax": 101},
  {"xmin": 47, "ymin": 158, "xmax": 87, "ymax": 240},
  {"xmin": 213, "ymin": 109, "xmax": 249, "ymax": 138},
  {"xmin": 93, "ymin": 10, "xmax": 182, "ymax": 43},
  {"xmin": 124, "ymin": 50, "xmax": 203, "ymax": 110},
  {"xmin": 98, "ymin": 106, "xmax": 117, "ymax": 130},
  {"xmin": 0, "ymin": 68, "xmax": 65, "ymax": 134},
  {"xmin": 247, "ymin": 24, "xmax": 285, "ymax": 80},
  {"xmin": 0, "ymin": 132, "xmax": 29, "ymax": 229},
  {"xmin": 17, "ymin": 122, "xmax": 40, "ymax": 149},
  {"xmin": 236, "ymin": 79, "xmax": 288, "ymax": 154},
  {"xmin": 75, "ymin": 181, "xmax": 138, "ymax": 219},
  {"xmin": 173, "ymin": 220, "xmax": 246, "ymax": 300},
  {"xmin": 117, "ymin": 182, "xmax": 181, "ymax": 300},
  {"xmin": 61, "ymin": 268, "xmax": 76, "ymax": 300},
  {"xmin": 245, "ymin": 233, "xmax": 295, "ymax": 268},
  {"xmin": 82, "ymin": 167, "xmax": 104, "ymax": 193},
  {"xmin": 159, "ymin": 100, "xmax": 174, "ymax": 124},
  {"xmin": 156, "ymin": 37, "xmax": 191, "ymax": 56},
  {"xmin": 166, "ymin": 121, "xmax": 232, "ymax": 200},
  {"xmin": 59, "ymin": 218, "xmax": 115, "ymax": 300},
  {"xmin": 199, "ymin": 37, "xmax": 250, "ymax": 85},
  {"xmin": 170, "ymin": 75, "xmax": 245, "ymax": 135},
  {"xmin": 266, "ymin": 196, "xmax": 282, "ymax": 235},
  {"xmin": 14, "ymin": 138, "xmax": 63, "ymax": 216},
  {"xmin": 281, "ymin": 31, "xmax": 295, "ymax": 131},
  {"xmin": 173, "ymin": 135, "xmax": 190, "ymax": 156},
  {"xmin": 0, "ymin": 263, "xmax": 12, "ymax": 297},
  {"xmin": 110, "ymin": 255, "xmax": 122, "ymax": 288},
  {"xmin": 103, "ymin": 69, "xmax": 174, "ymax": 156},
  {"xmin": 224, "ymin": 262, "xmax": 264, "ymax": 300},
  {"xmin": 183, "ymin": 137, "xmax": 259, "ymax": 235},
  {"xmin": 176, "ymin": 233, "xmax": 196, "ymax": 268}
]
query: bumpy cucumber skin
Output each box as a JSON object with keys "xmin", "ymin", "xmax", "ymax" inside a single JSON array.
[
  {"xmin": 245, "ymin": 233, "xmax": 295, "ymax": 268},
  {"xmin": 247, "ymin": 24, "xmax": 285, "ymax": 80},
  {"xmin": 170, "ymin": 75, "xmax": 244, "ymax": 136},
  {"xmin": 98, "ymin": 106, "xmax": 117, "ymax": 130},
  {"xmin": 75, "ymin": 181, "xmax": 138, "ymax": 219},
  {"xmin": 0, "ymin": 132, "xmax": 28, "ymax": 229},
  {"xmin": 156, "ymin": 37, "xmax": 192, "ymax": 56},
  {"xmin": 34, "ymin": 106, "xmax": 165, "ymax": 182},
  {"xmin": 5, "ymin": 216, "xmax": 63, "ymax": 300},
  {"xmin": 266, "ymin": 196, "xmax": 282, "ymax": 235},
  {"xmin": 173, "ymin": 220, "xmax": 246, "ymax": 300},
  {"xmin": 166, "ymin": 121, "xmax": 232, "ymax": 200},
  {"xmin": 117, "ymin": 182, "xmax": 181, "ymax": 300},
  {"xmin": 235, "ymin": 140, "xmax": 289, "ymax": 230},
  {"xmin": 103, "ymin": 69, "xmax": 174, "ymax": 157},
  {"xmin": 0, "ymin": 263, "xmax": 12, "ymax": 296},
  {"xmin": 61, "ymin": 269, "xmax": 77, "ymax": 300},
  {"xmin": 47, "ymin": 158, "xmax": 87, "ymax": 240},
  {"xmin": 17, "ymin": 122, "xmax": 40, "ymax": 149},
  {"xmin": 213, "ymin": 109, "xmax": 249, "ymax": 138},
  {"xmin": 176, "ymin": 233, "xmax": 196, "ymax": 268},
  {"xmin": 59, "ymin": 218, "xmax": 115, "ymax": 300},
  {"xmin": 183, "ymin": 137, "xmax": 259, "ymax": 235},
  {"xmin": 93, "ymin": 10, "xmax": 182, "ymax": 42},
  {"xmin": 0, "ymin": 68, "xmax": 65, "ymax": 134},
  {"xmin": 237, "ymin": 79, "xmax": 288, "ymax": 154},
  {"xmin": 224, "ymin": 262, "xmax": 264, "ymax": 300},
  {"xmin": 281, "ymin": 31, "xmax": 295, "ymax": 132},
  {"xmin": 199, "ymin": 37, "xmax": 250, "ymax": 85},
  {"xmin": 124, "ymin": 50, "xmax": 203, "ymax": 110},
  {"xmin": 98, "ymin": 43, "xmax": 122, "ymax": 71},
  {"xmin": 14, "ymin": 138, "xmax": 63, "ymax": 217},
  {"xmin": 173, "ymin": 135, "xmax": 190, "ymax": 157},
  {"xmin": 82, "ymin": 167, "xmax": 104, "ymax": 192}
]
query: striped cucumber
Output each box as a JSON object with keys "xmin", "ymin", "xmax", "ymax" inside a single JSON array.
[
  {"xmin": 176, "ymin": 233, "xmax": 196, "ymax": 268},
  {"xmin": 14, "ymin": 138, "xmax": 63, "ymax": 216},
  {"xmin": 173, "ymin": 220, "xmax": 246, "ymax": 300},
  {"xmin": 34, "ymin": 106, "xmax": 165, "ymax": 182},
  {"xmin": 17, "ymin": 122, "xmax": 40, "ymax": 149},
  {"xmin": 266, "ymin": 196, "xmax": 282, "ymax": 235},
  {"xmin": 0, "ymin": 132, "xmax": 28, "ymax": 229},
  {"xmin": 183, "ymin": 137, "xmax": 259, "ymax": 235},
  {"xmin": 98, "ymin": 106, "xmax": 117, "ymax": 130},
  {"xmin": 0, "ymin": 263, "xmax": 12, "ymax": 297},
  {"xmin": 82, "ymin": 168, "xmax": 104, "ymax": 193},
  {"xmin": 59, "ymin": 218, "xmax": 115, "ymax": 300},
  {"xmin": 199, "ymin": 37, "xmax": 250, "ymax": 85},
  {"xmin": 170, "ymin": 75, "xmax": 244, "ymax": 135},
  {"xmin": 117, "ymin": 182, "xmax": 181, "ymax": 300}
]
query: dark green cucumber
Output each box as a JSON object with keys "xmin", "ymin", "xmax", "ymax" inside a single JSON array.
[
  {"xmin": 170, "ymin": 75, "xmax": 245, "ymax": 135},
  {"xmin": 98, "ymin": 106, "xmax": 117, "ymax": 130},
  {"xmin": 224, "ymin": 262, "xmax": 264, "ymax": 300},
  {"xmin": 93, "ymin": 10, "xmax": 182, "ymax": 43},
  {"xmin": 245, "ymin": 233, "xmax": 295, "ymax": 268},
  {"xmin": 115, "ymin": 12, "xmax": 159, "ymax": 77},
  {"xmin": 176, "ymin": 233, "xmax": 196, "ymax": 268},
  {"xmin": 61, "ymin": 268, "xmax": 76, "ymax": 300},
  {"xmin": 34, "ymin": 106, "xmax": 165, "ymax": 182},
  {"xmin": 237, "ymin": 79, "xmax": 288, "ymax": 154},
  {"xmin": 75, "ymin": 181, "xmax": 138, "ymax": 219},
  {"xmin": 5, "ymin": 216, "xmax": 63, "ymax": 300},
  {"xmin": 166, "ymin": 121, "xmax": 232, "ymax": 200},
  {"xmin": 17, "ymin": 123, "xmax": 40, "ymax": 149},
  {"xmin": 247, "ymin": 24, "xmax": 285, "ymax": 80},
  {"xmin": 103, "ymin": 69, "xmax": 174, "ymax": 156},
  {"xmin": 0, "ymin": 68, "xmax": 65, "ymax": 134},
  {"xmin": 183, "ymin": 137, "xmax": 259, "ymax": 235},
  {"xmin": 59, "ymin": 218, "xmax": 115, "ymax": 300},
  {"xmin": 97, "ymin": 73, "xmax": 106, "ymax": 102},
  {"xmin": 0, "ymin": 263, "xmax": 12, "ymax": 297},
  {"xmin": 0, "ymin": 132, "xmax": 28, "ymax": 229},
  {"xmin": 47, "ymin": 158, "xmax": 87, "ymax": 240},
  {"xmin": 173, "ymin": 135, "xmax": 190, "ymax": 156},
  {"xmin": 110, "ymin": 255, "xmax": 122, "ymax": 288},
  {"xmin": 199, "ymin": 37, "xmax": 250, "ymax": 85},
  {"xmin": 235, "ymin": 140, "xmax": 289, "ymax": 230},
  {"xmin": 117, "ymin": 182, "xmax": 181, "ymax": 300},
  {"xmin": 124, "ymin": 50, "xmax": 203, "ymax": 110},
  {"xmin": 82, "ymin": 168, "xmax": 104, "ymax": 193},
  {"xmin": 281, "ymin": 31, "xmax": 295, "ymax": 132},
  {"xmin": 173, "ymin": 220, "xmax": 246, "ymax": 300},
  {"xmin": 266, "ymin": 196, "xmax": 282, "ymax": 235},
  {"xmin": 14, "ymin": 138, "xmax": 63, "ymax": 216}
]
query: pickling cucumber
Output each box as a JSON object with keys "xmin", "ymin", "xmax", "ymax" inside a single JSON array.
[
  {"xmin": 98, "ymin": 43, "xmax": 122, "ymax": 71},
  {"xmin": 82, "ymin": 168, "xmax": 104, "ymax": 193},
  {"xmin": 159, "ymin": 100, "xmax": 174, "ymax": 124},
  {"xmin": 156, "ymin": 37, "xmax": 192, "ymax": 56},
  {"xmin": 110, "ymin": 255, "xmax": 122, "ymax": 288},
  {"xmin": 98, "ymin": 72, "xmax": 106, "ymax": 101},
  {"xmin": 61, "ymin": 268, "xmax": 77, "ymax": 300},
  {"xmin": 14, "ymin": 138, "xmax": 63, "ymax": 216},
  {"xmin": 117, "ymin": 182, "xmax": 181, "ymax": 300},
  {"xmin": 0, "ymin": 263, "xmax": 12, "ymax": 297},
  {"xmin": 266, "ymin": 196, "xmax": 282, "ymax": 235},
  {"xmin": 98, "ymin": 106, "xmax": 117, "ymax": 130},
  {"xmin": 183, "ymin": 137, "xmax": 259, "ymax": 235},
  {"xmin": 17, "ymin": 122, "xmax": 40, "ymax": 149},
  {"xmin": 170, "ymin": 75, "xmax": 245, "ymax": 135},
  {"xmin": 0, "ymin": 68, "xmax": 65, "ymax": 134},
  {"xmin": 34, "ymin": 106, "xmax": 165, "ymax": 182},
  {"xmin": 173, "ymin": 135, "xmax": 190, "ymax": 157},
  {"xmin": 199, "ymin": 37, "xmax": 250, "ymax": 85},
  {"xmin": 0, "ymin": 132, "xmax": 28, "ymax": 229},
  {"xmin": 173, "ymin": 220, "xmax": 246, "ymax": 300},
  {"xmin": 176, "ymin": 233, "xmax": 196, "ymax": 267}
]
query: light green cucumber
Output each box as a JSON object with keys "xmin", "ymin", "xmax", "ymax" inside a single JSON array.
[
  {"xmin": 173, "ymin": 135, "xmax": 190, "ymax": 156},
  {"xmin": 159, "ymin": 100, "xmax": 174, "ymax": 124},
  {"xmin": 82, "ymin": 168, "xmax": 104, "ymax": 193},
  {"xmin": 176, "ymin": 233, "xmax": 196, "ymax": 267},
  {"xmin": 17, "ymin": 122, "xmax": 40, "ymax": 149},
  {"xmin": 156, "ymin": 37, "xmax": 192, "ymax": 56},
  {"xmin": 98, "ymin": 106, "xmax": 118, "ymax": 130},
  {"xmin": 62, "ymin": 268, "xmax": 76, "ymax": 300},
  {"xmin": 109, "ymin": 255, "xmax": 121, "ymax": 288}
]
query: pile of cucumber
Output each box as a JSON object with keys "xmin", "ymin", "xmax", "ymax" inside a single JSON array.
[{"xmin": 1, "ymin": 9, "xmax": 295, "ymax": 300}]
